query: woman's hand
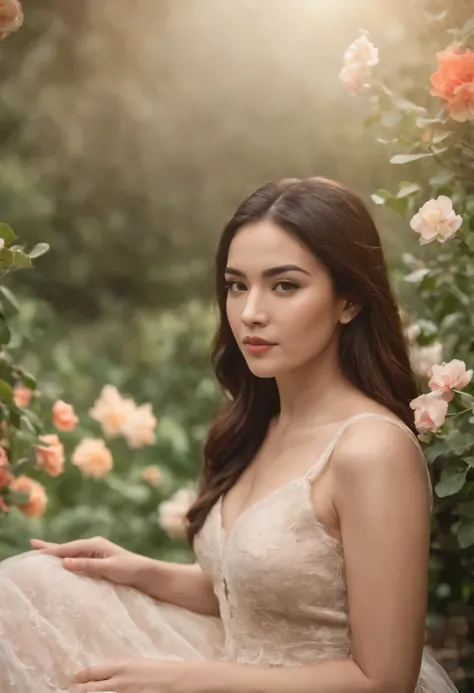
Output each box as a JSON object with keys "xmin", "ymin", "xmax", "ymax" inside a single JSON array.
[
  {"xmin": 29, "ymin": 536, "xmax": 148, "ymax": 588},
  {"xmin": 70, "ymin": 657, "xmax": 197, "ymax": 693}
]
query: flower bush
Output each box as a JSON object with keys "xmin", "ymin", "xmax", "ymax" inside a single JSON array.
[{"xmin": 340, "ymin": 3, "xmax": 474, "ymax": 684}]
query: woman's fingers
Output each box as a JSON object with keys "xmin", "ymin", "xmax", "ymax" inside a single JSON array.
[{"xmin": 29, "ymin": 538, "xmax": 98, "ymax": 558}]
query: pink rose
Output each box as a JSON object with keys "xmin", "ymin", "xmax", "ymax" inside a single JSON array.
[
  {"xmin": 13, "ymin": 385, "xmax": 32, "ymax": 408},
  {"xmin": 410, "ymin": 196, "xmax": 462, "ymax": 245},
  {"xmin": 430, "ymin": 46, "xmax": 474, "ymax": 122},
  {"xmin": 409, "ymin": 392, "xmax": 449, "ymax": 434},
  {"xmin": 0, "ymin": 0, "xmax": 23, "ymax": 41},
  {"xmin": 428, "ymin": 359, "xmax": 473, "ymax": 401},
  {"xmin": 122, "ymin": 403, "xmax": 157, "ymax": 449},
  {"xmin": 339, "ymin": 33, "xmax": 379, "ymax": 95},
  {"xmin": 10, "ymin": 475, "xmax": 48, "ymax": 517},
  {"xmin": 52, "ymin": 399, "xmax": 78, "ymax": 432},
  {"xmin": 71, "ymin": 438, "xmax": 113, "ymax": 478},
  {"xmin": 35, "ymin": 434, "xmax": 65, "ymax": 477}
]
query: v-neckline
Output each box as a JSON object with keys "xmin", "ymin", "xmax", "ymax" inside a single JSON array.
[{"xmin": 218, "ymin": 475, "xmax": 306, "ymax": 544}]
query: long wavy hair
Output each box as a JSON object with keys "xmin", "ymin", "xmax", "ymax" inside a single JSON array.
[{"xmin": 186, "ymin": 176, "xmax": 419, "ymax": 546}]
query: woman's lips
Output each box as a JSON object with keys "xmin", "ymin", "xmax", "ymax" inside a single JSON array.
[{"xmin": 243, "ymin": 343, "xmax": 275, "ymax": 354}]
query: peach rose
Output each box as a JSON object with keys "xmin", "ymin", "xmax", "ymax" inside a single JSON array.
[
  {"xmin": 410, "ymin": 196, "xmax": 462, "ymax": 245},
  {"xmin": 142, "ymin": 465, "xmax": 164, "ymax": 486},
  {"xmin": 52, "ymin": 399, "xmax": 79, "ymax": 432},
  {"xmin": 428, "ymin": 359, "xmax": 473, "ymax": 401},
  {"xmin": 339, "ymin": 33, "xmax": 379, "ymax": 95},
  {"xmin": 410, "ymin": 391, "xmax": 448, "ymax": 434},
  {"xmin": 122, "ymin": 403, "xmax": 157, "ymax": 449},
  {"xmin": 71, "ymin": 438, "xmax": 113, "ymax": 478},
  {"xmin": 430, "ymin": 46, "xmax": 474, "ymax": 122},
  {"xmin": 89, "ymin": 385, "xmax": 136, "ymax": 438},
  {"xmin": 158, "ymin": 487, "xmax": 196, "ymax": 539},
  {"xmin": 13, "ymin": 385, "xmax": 32, "ymax": 408},
  {"xmin": 10, "ymin": 475, "xmax": 47, "ymax": 517},
  {"xmin": 0, "ymin": 0, "xmax": 23, "ymax": 41},
  {"xmin": 35, "ymin": 434, "xmax": 65, "ymax": 477}
]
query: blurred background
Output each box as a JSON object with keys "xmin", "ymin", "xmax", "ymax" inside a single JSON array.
[{"xmin": 0, "ymin": 0, "xmax": 471, "ymax": 690}]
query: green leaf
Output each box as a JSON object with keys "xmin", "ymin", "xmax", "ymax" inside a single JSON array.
[
  {"xmin": 0, "ymin": 224, "xmax": 17, "ymax": 247},
  {"xmin": 12, "ymin": 251, "xmax": 32, "ymax": 269},
  {"xmin": 0, "ymin": 247, "xmax": 14, "ymax": 271},
  {"xmin": 404, "ymin": 268, "xmax": 431, "ymax": 284},
  {"xmin": 16, "ymin": 368, "xmax": 36, "ymax": 390},
  {"xmin": 28, "ymin": 243, "xmax": 50, "ymax": 260},
  {"xmin": 429, "ymin": 170, "xmax": 455, "ymax": 188},
  {"xmin": 462, "ymin": 456, "xmax": 474, "ymax": 469},
  {"xmin": 435, "ymin": 468, "xmax": 467, "ymax": 497},
  {"xmin": 459, "ymin": 392, "xmax": 474, "ymax": 408},
  {"xmin": 425, "ymin": 440, "xmax": 449, "ymax": 464},
  {"xmin": 390, "ymin": 153, "xmax": 434, "ymax": 165},
  {"xmin": 0, "ymin": 286, "xmax": 20, "ymax": 311},
  {"xmin": 455, "ymin": 518, "xmax": 474, "ymax": 549},
  {"xmin": 397, "ymin": 182, "xmax": 421, "ymax": 198},
  {"xmin": 371, "ymin": 189, "xmax": 392, "ymax": 205},
  {"xmin": 0, "ymin": 379, "xmax": 13, "ymax": 403},
  {"xmin": 432, "ymin": 131, "xmax": 452, "ymax": 144}
]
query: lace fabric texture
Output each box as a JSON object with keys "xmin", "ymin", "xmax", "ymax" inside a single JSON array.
[{"xmin": 0, "ymin": 413, "xmax": 458, "ymax": 692}]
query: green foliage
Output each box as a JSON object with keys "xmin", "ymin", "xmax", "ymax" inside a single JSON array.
[
  {"xmin": 0, "ymin": 299, "xmax": 221, "ymax": 563},
  {"xmin": 352, "ymin": 0, "xmax": 474, "ymax": 652}
]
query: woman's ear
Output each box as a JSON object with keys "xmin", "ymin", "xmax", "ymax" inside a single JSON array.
[{"xmin": 339, "ymin": 300, "xmax": 362, "ymax": 325}]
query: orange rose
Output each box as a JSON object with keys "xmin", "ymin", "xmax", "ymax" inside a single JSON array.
[
  {"xmin": 52, "ymin": 399, "xmax": 79, "ymax": 432},
  {"xmin": 0, "ymin": 0, "xmax": 23, "ymax": 41},
  {"xmin": 430, "ymin": 46, "xmax": 474, "ymax": 122},
  {"xmin": 10, "ymin": 475, "xmax": 47, "ymax": 517},
  {"xmin": 35, "ymin": 434, "xmax": 65, "ymax": 477},
  {"xmin": 13, "ymin": 385, "xmax": 32, "ymax": 408}
]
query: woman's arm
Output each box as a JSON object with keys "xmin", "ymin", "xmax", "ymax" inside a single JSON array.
[
  {"xmin": 133, "ymin": 559, "xmax": 221, "ymax": 617},
  {"xmin": 188, "ymin": 419, "xmax": 432, "ymax": 693}
]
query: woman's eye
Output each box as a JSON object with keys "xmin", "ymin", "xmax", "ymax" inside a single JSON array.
[
  {"xmin": 224, "ymin": 280, "xmax": 299, "ymax": 293},
  {"xmin": 275, "ymin": 281, "xmax": 298, "ymax": 292},
  {"xmin": 224, "ymin": 280, "xmax": 245, "ymax": 292}
]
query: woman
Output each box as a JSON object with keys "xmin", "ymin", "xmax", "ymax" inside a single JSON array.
[{"xmin": 0, "ymin": 177, "xmax": 459, "ymax": 693}]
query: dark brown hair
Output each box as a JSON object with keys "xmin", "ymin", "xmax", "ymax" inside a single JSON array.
[{"xmin": 186, "ymin": 176, "xmax": 419, "ymax": 546}]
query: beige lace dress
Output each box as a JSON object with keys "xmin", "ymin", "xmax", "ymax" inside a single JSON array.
[{"xmin": 0, "ymin": 413, "xmax": 459, "ymax": 692}]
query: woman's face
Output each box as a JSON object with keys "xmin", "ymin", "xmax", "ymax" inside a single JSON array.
[{"xmin": 224, "ymin": 219, "xmax": 352, "ymax": 378}]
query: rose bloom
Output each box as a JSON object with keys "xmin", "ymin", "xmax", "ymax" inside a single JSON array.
[
  {"xmin": 158, "ymin": 487, "xmax": 197, "ymax": 539},
  {"xmin": 72, "ymin": 438, "xmax": 113, "ymax": 478},
  {"xmin": 52, "ymin": 399, "xmax": 79, "ymax": 432},
  {"xmin": 142, "ymin": 465, "xmax": 164, "ymax": 486},
  {"xmin": 339, "ymin": 33, "xmax": 379, "ymax": 95},
  {"xmin": 89, "ymin": 385, "xmax": 136, "ymax": 438},
  {"xmin": 410, "ymin": 196, "xmax": 462, "ymax": 245},
  {"xmin": 410, "ymin": 392, "xmax": 448, "ymax": 434},
  {"xmin": 122, "ymin": 403, "xmax": 157, "ymax": 449},
  {"xmin": 0, "ymin": 0, "xmax": 23, "ymax": 41},
  {"xmin": 428, "ymin": 359, "xmax": 473, "ymax": 401},
  {"xmin": 430, "ymin": 46, "xmax": 474, "ymax": 122},
  {"xmin": 35, "ymin": 434, "xmax": 65, "ymax": 477},
  {"xmin": 10, "ymin": 475, "xmax": 48, "ymax": 517},
  {"xmin": 13, "ymin": 385, "xmax": 32, "ymax": 408}
]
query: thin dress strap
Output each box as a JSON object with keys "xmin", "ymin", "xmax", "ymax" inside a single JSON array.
[{"xmin": 304, "ymin": 412, "xmax": 433, "ymax": 510}]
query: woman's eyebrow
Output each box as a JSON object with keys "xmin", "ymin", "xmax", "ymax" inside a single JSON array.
[{"xmin": 224, "ymin": 264, "xmax": 311, "ymax": 278}]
